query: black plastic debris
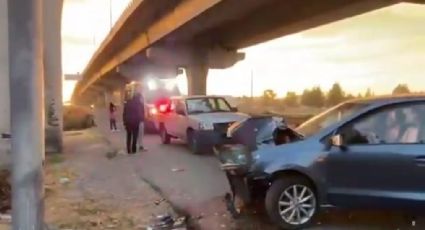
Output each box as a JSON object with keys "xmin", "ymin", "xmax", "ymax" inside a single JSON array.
[
  {"xmin": 224, "ymin": 193, "xmax": 240, "ymax": 219},
  {"xmin": 147, "ymin": 214, "xmax": 187, "ymax": 230}
]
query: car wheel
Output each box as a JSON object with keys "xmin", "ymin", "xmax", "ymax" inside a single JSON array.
[
  {"xmin": 160, "ymin": 125, "xmax": 171, "ymax": 144},
  {"xmin": 265, "ymin": 176, "xmax": 318, "ymax": 230},
  {"xmin": 187, "ymin": 130, "xmax": 201, "ymax": 154},
  {"xmin": 84, "ymin": 116, "xmax": 94, "ymax": 128}
]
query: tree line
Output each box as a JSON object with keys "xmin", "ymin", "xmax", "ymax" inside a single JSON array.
[{"xmin": 261, "ymin": 83, "xmax": 412, "ymax": 108}]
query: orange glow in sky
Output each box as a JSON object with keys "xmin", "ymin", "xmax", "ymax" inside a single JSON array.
[{"xmin": 62, "ymin": 1, "xmax": 425, "ymax": 102}]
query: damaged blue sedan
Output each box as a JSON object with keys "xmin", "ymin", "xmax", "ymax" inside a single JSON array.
[{"xmin": 215, "ymin": 95, "xmax": 425, "ymax": 229}]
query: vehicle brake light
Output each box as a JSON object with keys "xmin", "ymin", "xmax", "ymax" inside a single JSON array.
[
  {"xmin": 155, "ymin": 97, "xmax": 172, "ymax": 113},
  {"xmin": 150, "ymin": 107, "xmax": 158, "ymax": 115},
  {"xmin": 159, "ymin": 104, "xmax": 168, "ymax": 113}
]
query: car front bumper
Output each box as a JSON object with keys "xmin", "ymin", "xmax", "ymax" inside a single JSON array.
[
  {"xmin": 194, "ymin": 129, "xmax": 232, "ymax": 148},
  {"xmin": 224, "ymin": 169, "xmax": 270, "ymax": 205}
]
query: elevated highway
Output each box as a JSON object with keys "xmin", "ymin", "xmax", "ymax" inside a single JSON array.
[{"xmin": 73, "ymin": 0, "xmax": 424, "ymax": 104}]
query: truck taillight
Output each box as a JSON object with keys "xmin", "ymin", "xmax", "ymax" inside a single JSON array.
[
  {"xmin": 158, "ymin": 104, "xmax": 168, "ymax": 113},
  {"xmin": 150, "ymin": 107, "xmax": 158, "ymax": 115},
  {"xmin": 155, "ymin": 97, "xmax": 172, "ymax": 113}
]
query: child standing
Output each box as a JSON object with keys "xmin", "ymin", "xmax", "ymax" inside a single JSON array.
[{"xmin": 109, "ymin": 102, "xmax": 118, "ymax": 131}]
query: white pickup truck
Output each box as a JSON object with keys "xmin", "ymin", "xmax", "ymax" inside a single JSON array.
[{"xmin": 156, "ymin": 96, "xmax": 249, "ymax": 154}]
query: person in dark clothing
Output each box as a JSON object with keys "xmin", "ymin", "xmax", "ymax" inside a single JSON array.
[
  {"xmin": 123, "ymin": 93, "xmax": 145, "ymax": 154},
  {"xmin": 109, "ymin": 102, "xmax": 118, "ymax": 131}
]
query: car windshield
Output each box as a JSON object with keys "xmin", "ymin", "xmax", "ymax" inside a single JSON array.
[
  {"xmin": 296, "ymin": 102, "xmax": 370, "ymax": 137},
  {"xmin": 186, "ymin": 97, "xmax": 232, "ymax": 114}
]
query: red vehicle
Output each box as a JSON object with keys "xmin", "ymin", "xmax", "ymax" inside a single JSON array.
[{"xmin": 124, "ymin": 78, "xmax": 180, "ymax": 132}]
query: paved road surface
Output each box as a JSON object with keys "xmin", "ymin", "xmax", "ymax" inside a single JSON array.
[{"xmin": 96, "ymin": 110, "xmax": 422, "ymax": 229}]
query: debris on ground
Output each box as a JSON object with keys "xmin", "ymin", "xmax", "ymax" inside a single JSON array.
[
  {"xmin": 154, "ymin": 198, "xmax": 166, "ymax": 206},
  {"xmin": 146, "ymin": 214, "xmax": 187, "ymax": 230},
  {"xmin": 193, "ymin": 214, "xmax": 203, "ymax": 221},
  {"xmin": 105, "ymin": 149, "xmax": 118, "ymax": 159},
  {"xmin": 46, "ymin": 130, "xmax": 180, "ymax": 229},
  {"xmin": 224, "ymin": 193, "xmax": 239, "ymax": 219},
  {"xmin": 0, "ymin": 170, "xmax": 11, "ymax": 213},
  {"xmin": 59, "ymin": 177, "xmax": 70, "ymax": 185},
  {"xmin": 171, "ymin": 168, "xmax": 185, "ymax": 173}
]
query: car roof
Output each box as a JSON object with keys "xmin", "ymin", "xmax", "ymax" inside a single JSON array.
[
  {"xmin": 345, "ymin": 94, "xmax": 425, "ymax": 105},
  {"xmin": 170, "ymin": 95, "xmax": 226, "ymax": 100}
]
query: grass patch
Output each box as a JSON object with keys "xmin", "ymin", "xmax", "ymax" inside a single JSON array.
[{"xmin": 46, "ymin": 154, "xmax": 64, "ymax": 164}]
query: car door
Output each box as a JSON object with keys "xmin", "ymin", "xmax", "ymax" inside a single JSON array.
[
  {"xmin": 173, "ymin": 99, "xmax": 189, "ymax": 139},
  {"xmin": 326, "ymin": 102, "xmax": 425, "ymax": 209},
  {"xmin": 164, "ymin": 99, "xmax": 179, "ymax": 136}
]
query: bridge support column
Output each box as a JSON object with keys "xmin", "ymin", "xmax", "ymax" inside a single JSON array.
[
  {"xmin": 43, "ymin": 0, "xmax": 63, "ymax": 154},
  {"xmin": 104, "ymin": 90, "xmax": 113, "ymax": 107},
  {"xmin": 186, "ymin": 49, "xmax": 209, "ymax": 96},
  {"xmin": 119, "ymin": 87, "xmax": 126, "ymax": 105},
  {"xmin": 186, "ymin": 64, "xmax": 208, "ymax": 96},
  {"xmin": 96, "ymin": 93, "xmax": 105, "ymax": 107},
  {"xmin": 8, "ymin": 0, "xmax": 44, "ymax": 228}
]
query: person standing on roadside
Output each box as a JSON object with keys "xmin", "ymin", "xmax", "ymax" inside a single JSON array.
[
  {"xmin": 109, "ymin": 102, "xmax": 118, "ymax": 131},
  {"xmin": 138, "ymin": 93, "xmax": 147, "ymax": 151},
  {"xmin": 123, "ymin": 93, "xmax": 144, "ymax": 154}
]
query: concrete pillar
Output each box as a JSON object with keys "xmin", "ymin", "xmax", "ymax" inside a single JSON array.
[
  {"xmin": 0, "ymin": 0, "xmax": 10, "ymax": 137},
  {"xmin": 8, "ymin": 0, "xmax": 44, "ymax": 228},
  {"xmin": 43, "ymin": 0, "xmax": 64, "ymax": 154},
  {"xmin": 96, "ymin": 94, "xmax": 104, "ymax": 107},
  {"xmin": 186, "ymin": 49, "xmax": 209, "ymax": 96},
  {"xmin": 120, "ymin": 87, "xmax": 127, "ymax": 104},
  {"xmin": 186, "ymin": 64, "xmax": 208, "ymax": 96}
]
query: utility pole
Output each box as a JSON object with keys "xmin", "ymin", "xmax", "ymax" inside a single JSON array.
[
  {"xmin": 8, "ymin": 0, "xmax": 44, "ymax": 229},
  {"xmin": 250, "ymin": 69, "xmax": 254, "ymax": 99},
  {"xmin": 109, "ymin": 0, "xmax": 113, "ymax": 30}
]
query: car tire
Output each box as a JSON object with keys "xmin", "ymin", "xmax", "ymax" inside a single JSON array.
[
  {"xmin": 84, "ymin": 116, "xmax": 94, "ymax": 128},
  {"xmin": 187, "ymin": 130, "xmax": 201, "ymax": 154},
  {"xmin": 160, "ymin": 125, "xmax": 171, "ymax": 144},
  {"xmin": 265, "ymin": 176, "xmax": 318, "ymax": 230}
]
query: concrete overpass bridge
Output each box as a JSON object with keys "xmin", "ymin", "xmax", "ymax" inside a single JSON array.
[
  {"xmin": 73, "ymin": 0, "xmax": 424, "ymax": 105},
  {"xmin": 2, "ymin": 0, "xmax": 424, "ymax": 228}
]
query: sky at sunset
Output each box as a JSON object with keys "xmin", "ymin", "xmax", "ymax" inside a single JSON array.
[{"xmin": 62, "ymin": 1, "xmax": 425, "ymax": 101}]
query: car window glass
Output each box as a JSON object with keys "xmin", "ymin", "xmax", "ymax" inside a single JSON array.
[
  {"xmin": 215, "ymin": 98, "xmax": 232, "ymax": 112},
  {"xmin": 186, "ymin": 98, "xmax": 231, "ymax": 114},
  {"xmin": 340, "ymin": 103, "xmax": 425, "ymax": 145},
  {"xmin": 296, "ymin": 102, "xmax": 369, "ymax": 137}
]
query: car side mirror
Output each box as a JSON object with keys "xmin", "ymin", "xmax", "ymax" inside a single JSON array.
[
  {"xmin": 331, "ymin": 134, "xmax": 342, "ymax": 146},
  {"xmin": 330, "ymin": 134, "xmax": 347, "ymax": 151},
  {"xmin": 231, "ymin": 107, "xmax": 238, "ymax": 112}
]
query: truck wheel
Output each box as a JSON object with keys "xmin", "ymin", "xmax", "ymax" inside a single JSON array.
[
  {"xmin": 160, "ymin": 125, "xmax": 171, "ymax": 144},
  {"xmin": 187, "ymin": 130, "xmax": 201, "ymax": 154},
  {"xmin": 265, "ymin": 176, "xmax": 318, "ymax": 230}
]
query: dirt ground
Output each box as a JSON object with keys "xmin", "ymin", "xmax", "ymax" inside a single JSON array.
[{"xmin": 45, "ymin": 130, "xmax": 177, "ymax": 230}]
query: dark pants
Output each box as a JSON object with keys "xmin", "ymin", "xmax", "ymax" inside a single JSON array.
[
  {"xmin": 126, "ymin": 125, "xmax": 139, "ymax": 154},
  {"xmin": 110, "ymin": 119, "xmax": 117, "ymax": 130}
]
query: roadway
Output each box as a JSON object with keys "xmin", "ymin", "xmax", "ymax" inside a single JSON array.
[{"xmin": 95, "ymin": 110, "xmax": 422, "ymax": 229}]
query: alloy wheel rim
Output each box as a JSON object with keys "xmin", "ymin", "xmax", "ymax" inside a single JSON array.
[{"xmin": 278, "ymin": 184, "xmax": 316, "ymax": 225}]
